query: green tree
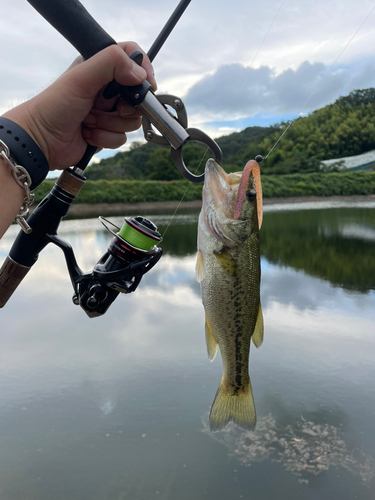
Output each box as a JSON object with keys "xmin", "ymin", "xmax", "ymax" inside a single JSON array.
[{"xmin": 144, "ymin": 148, "xmax": 180, "ymax": 180}]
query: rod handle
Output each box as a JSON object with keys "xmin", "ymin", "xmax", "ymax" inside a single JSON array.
[
  {"xmin": 27, "ymin": 0, "xmax": 116, "ymax": 60},
  {"xmin": 0, "ymin": 257, "xmax": 31, "ymax": 308}
]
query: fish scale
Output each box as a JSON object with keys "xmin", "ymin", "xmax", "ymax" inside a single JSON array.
[{"xmin": 196, "ymin": 159, "xmax": 263, "ymax": 432}]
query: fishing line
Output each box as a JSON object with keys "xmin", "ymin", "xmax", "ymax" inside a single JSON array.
[
  {"xmin": 162, "ymin": 0, "xmax": 286, "ymax": 237},
  {"xmin": 264, "ymin": 3, "xmax": 375, "ymax": 159},
  {"xmin": 248, "ymin": 0, "xmax": 286, "ymax": 70},
  {"xmin": 161, "ymin": 147, "xmax": 208, "ymax": 238}
]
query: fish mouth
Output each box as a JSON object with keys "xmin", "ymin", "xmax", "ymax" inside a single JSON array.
[
  {"xmin": 205, "ymin": 160, "xmax": 229, "ymax": 194},
  {"xmin": 203, "ymin": 159, "xmax": 233, "ymax": 209},
  {"xmin": 204, "ymin": 159, "xmax": 246, "ymax": 219},
  {"xmin": 202, "ymin": 160, "xmax": 237, "ymax": 245},
  {"xmin": 204, "ymin": 159, "xmax": 263, "ymax": 229}
]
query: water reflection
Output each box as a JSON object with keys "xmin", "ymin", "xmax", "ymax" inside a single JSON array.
[
  {"xmin": 202, "ymin": 399, "xmax": 375, "ymax": 487},
  {"xmin": 0, "ymin": 204, "xmax": 375, "ymax": 499},
  {"xmin": 3, "ymin": 203, "xmax": 375, "ymax": 293},
  {"xmin": 261, "ymin": 206, "xmax": 375, "ymax": 292}
]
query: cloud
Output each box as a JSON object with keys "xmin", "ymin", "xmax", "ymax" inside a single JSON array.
[
  {"xmin": 1, "ymin": 0, "xmax": 375, "ymax": 150},
  {"xmin": 184, "ymin": 59, "xmax": 375, "ymax": 121}
]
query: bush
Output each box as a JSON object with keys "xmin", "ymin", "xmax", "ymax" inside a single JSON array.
[{"xmin": 33, "ymin": 172, "xmax": 375, "ymax": 205}]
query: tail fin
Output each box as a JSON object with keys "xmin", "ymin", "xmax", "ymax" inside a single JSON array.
[{"xmin": 209, "ymin": 378, "xmax": 256, "ymax": 432}]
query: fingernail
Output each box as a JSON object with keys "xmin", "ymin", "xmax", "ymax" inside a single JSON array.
[
  {"xmin": 84, "ymin": 113, "xmax": 96, "ymax": 125},
  {"xmin": 132, "ymin": 63, "xmax": 147, "ymax": 81}
]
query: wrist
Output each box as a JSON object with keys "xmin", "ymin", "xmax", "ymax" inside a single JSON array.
[
  {"xmin": 3, "ymin": 100, "xmax": 51, "ymax": 159},
  {"xmin": 0, "ymin": 116, "xmax": 50, "ymax": 190},
  {"xmin": 0, "ymin": 152, "xmax": 27, "ymax": 239}
]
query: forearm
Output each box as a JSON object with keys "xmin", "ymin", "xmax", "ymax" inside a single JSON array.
[{"xmin": 0, "ymin": 161, "xmax": 25, "ymax": 239}]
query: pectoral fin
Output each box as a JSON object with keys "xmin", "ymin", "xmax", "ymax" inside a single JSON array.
[
  {"xmin": 214, "ymin": 249, "xmax": 238, "ymax": 277},
  {"xmin": 205, "ymin": 317, "xmax": 218, "ymax": 361},
  {"xmin": 251, "ymin": 303, "xmax": 264, "ymax": 348},
  {"xmin": 196, "ymin": 250, "xmax": 205, "ymax": 283}
]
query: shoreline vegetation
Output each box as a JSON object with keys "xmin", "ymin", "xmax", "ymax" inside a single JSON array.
[
  {"xmin": 64, "ymin": 194, "xmax": 375, "ymax": 219},
  {"xmin": 38, "ymin": 171, "xmax": 375, "ymax": 205},
  {"xmin": 33, "ymin": 174, "xmax": 375, "ymax": 219}
]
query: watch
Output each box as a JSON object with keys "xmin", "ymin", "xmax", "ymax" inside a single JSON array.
[{"xmin": 0, "ymin": 117, "xmax": 49, "ymax": 190}]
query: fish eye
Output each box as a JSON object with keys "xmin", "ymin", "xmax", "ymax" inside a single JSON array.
[{"xmin": 246, "ymin": 189, "xmax": 256, "ymax": 202}]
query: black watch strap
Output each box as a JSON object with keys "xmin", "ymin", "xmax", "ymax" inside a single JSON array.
[{"xmin": 0, "ymin": 117, "xmax": 49, "ymax": 190}]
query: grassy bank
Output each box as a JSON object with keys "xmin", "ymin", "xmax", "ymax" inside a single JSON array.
[
  {"xmin": 261, "ymin": 172, "xmax": 375, "ymax": 198},
  {"xmin": 35, "ymin": 171, "xmax": 375, "ymax": 204}
]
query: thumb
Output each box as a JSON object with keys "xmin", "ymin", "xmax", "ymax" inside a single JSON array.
[{"xmin": 61, "ymin": 45, "xmax": 147, "ymax": 99}]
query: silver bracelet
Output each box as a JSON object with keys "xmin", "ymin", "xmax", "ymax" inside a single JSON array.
[{"xmin": 0, "ymin": 139, "xmax": 35, "ymax": 234}]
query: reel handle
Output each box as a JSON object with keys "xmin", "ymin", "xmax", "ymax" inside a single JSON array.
[{"xmin": 27, "ymin": 0, "xmax": 116, "ymax": 60}]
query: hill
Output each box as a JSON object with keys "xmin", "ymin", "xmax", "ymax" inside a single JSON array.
[{"xmin": 85, "ymin": 88, "xmax": 375, "ymax": 180}]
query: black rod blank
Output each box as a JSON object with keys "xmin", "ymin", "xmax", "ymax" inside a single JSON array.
[{"xmin": 147, "ymin": 0, "xmax": 191, "ymax": 61}]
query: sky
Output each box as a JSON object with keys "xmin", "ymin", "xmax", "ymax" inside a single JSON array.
[{"xmin": 1, "ymin": 0, "xmax": 375, "ymax": 161}]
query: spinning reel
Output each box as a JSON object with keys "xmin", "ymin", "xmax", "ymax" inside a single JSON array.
[
  {"xmin": 74, "ymin": 216, "xmax": 162, "ymax": 317},
  {"xmin": 0, "ymin": 169, "xmax": 162, "ymax": 317}
]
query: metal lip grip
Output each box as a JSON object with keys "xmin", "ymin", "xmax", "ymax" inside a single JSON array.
[
  {"xmin": 170, "ymin": 128, "xmax": 223, "ymax": 183},
  {"xmin": 142, "ymin": 94, "xmax": 223, "ymax": 182}
]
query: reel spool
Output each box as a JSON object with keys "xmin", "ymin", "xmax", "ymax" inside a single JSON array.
[
  {"xmin": 98, "ymin": 216, "xmax": 163, "ymax": 270},
  {"xmin": 74, "ymin": 216, "xmax": 163, "ymax": 317}
]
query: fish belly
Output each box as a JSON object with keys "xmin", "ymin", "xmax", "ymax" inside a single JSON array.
[{"xmin": 201, "ymin": 233, "xmax": 260, "ymax": 431}]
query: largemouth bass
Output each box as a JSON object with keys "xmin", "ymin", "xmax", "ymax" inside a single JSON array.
[{"xmin": 196, "ymin": 159, "xmax": 263, "ymax": 432}]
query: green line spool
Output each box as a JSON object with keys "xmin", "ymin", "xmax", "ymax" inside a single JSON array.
[{"xmin": 118, "ymin": 217, "xmax": 162, "ymax": 251}]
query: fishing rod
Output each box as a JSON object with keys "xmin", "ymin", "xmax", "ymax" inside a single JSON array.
[{"xmin": 0, "ymin": 0, "xmax": 222, "ymax": 317}]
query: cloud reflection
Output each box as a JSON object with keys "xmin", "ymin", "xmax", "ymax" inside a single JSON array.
[
  {"xmin": 202, "ymin": 406, "xmax": 375, "ymax": 486},
  {"xmin": 1, "ymin": 212, "xmax": 375, "ymax": 415},
  {"xmin": 0, "ymin": 229, "xmax": 206, "ymax": 409}
]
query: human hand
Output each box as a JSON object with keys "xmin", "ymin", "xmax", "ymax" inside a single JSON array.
[{"xmin": 3, "ymin": 42, "xmax": 157, "ymax": 171}]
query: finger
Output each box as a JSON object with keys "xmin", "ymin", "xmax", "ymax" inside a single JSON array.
[
  {"xmin": 82, "ymin": 127, "xmax": 128, "ymax": 150},
  {"xmin": 91, "ymin": 42, "xmax": 157, "ymax": 112},
  {"xmin": 82, "ymin": 111, "xmax": 142, "ymax": 133},
  {"xmin": 91, "ymin": 95, "xmax": 142, "ymax": 116},
  {"xmin": 117, "ymin": 101, "xmax": 142, "ymax": 118},
  {"xmin": 94, "ymin": 90, "xmax": 120, "ymax": 112},
  {"xmin": 118, "ymin": 41, "xmax": 157, "ymax": 91},
  {"xmin": 62, "ymin": 45, "xmax": 147, "ymax": 99}
]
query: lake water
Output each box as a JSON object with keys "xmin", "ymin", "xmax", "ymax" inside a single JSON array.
[{"xmin": 1, "ymin": 201, "xmax": 375, "ymax": 500}]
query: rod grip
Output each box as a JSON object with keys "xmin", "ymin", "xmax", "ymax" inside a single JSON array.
[
  {"xmin": 27, "ymin": 0, "xmax": 117, "ymax": 60},
  {"xmin": 0, "ymin": 257, "xmax": 31, "ymax": 308}
]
